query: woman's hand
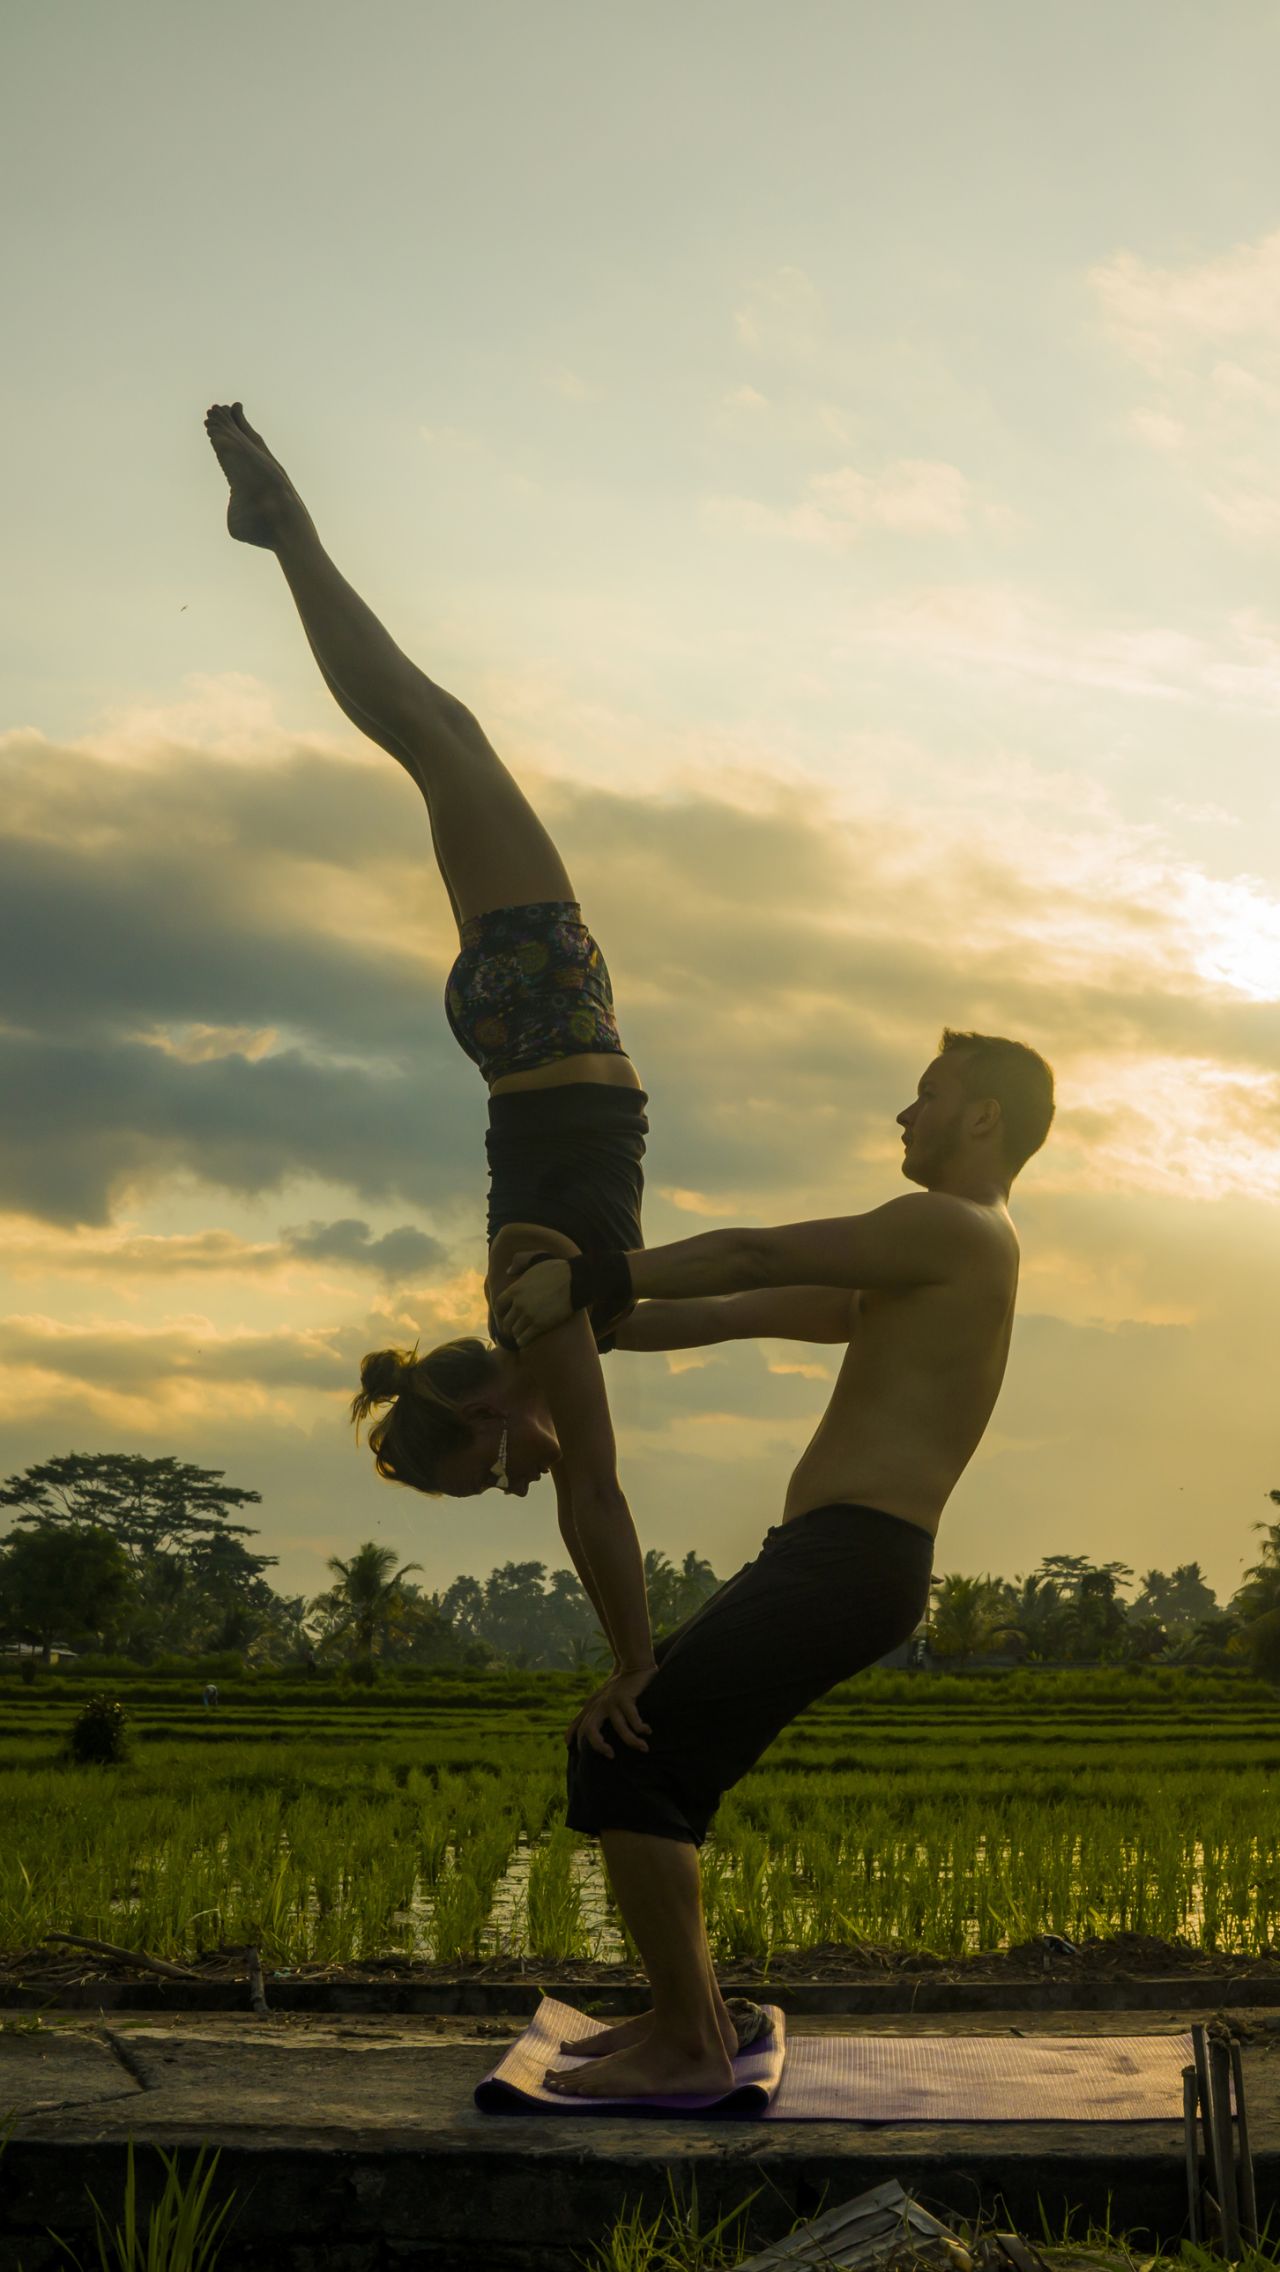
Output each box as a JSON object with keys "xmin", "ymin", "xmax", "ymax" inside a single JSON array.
[
  {"xmin": 495, "ymin": 1254, "xmax": 574, "ymax": 1347},
  {"xmin": 566, "ymin": 1666, "xmax": 656, "ymax": 1759}
]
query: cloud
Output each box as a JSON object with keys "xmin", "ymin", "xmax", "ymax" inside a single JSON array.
[
  {"xmin": 3, "ymin": 703, "xmax": 1280, "ymax": 1243},
  {"xmin": 699, "ymin": 458, "xmax": 1019, "ymax": 550},
  {"xmin": 280, "ymin": 1218, "xmax": 447, "ymax": 1279},
  {"xmin": 857, "ymin": 586, "xmax": 1280, "ymax": 718},
  {"xmin": 1, "ymin": 1220, "xmax": 445, "ymax": 1285},
  {"xmin": 732, "ymin": 266, "xmax": 828, "ymax": 364},
  {"xmin": 0, "ymin": 698, "xmax": 1276, "ymax": 1603},
  {"xmin": 1086, "ymin": 226, "xmax": 1280, "ymax": 536}
]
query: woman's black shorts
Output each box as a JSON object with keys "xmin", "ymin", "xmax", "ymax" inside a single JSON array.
[
  {"xmin": 565, "ymin": 1502, "xmax": 935, "ymax": 1848},
  {"xmin": 443, "ymin": 900, "xmax": 649, "ymax": 1355}
]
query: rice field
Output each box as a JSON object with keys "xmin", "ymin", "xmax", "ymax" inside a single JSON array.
[{"xmin": 3, "ymin": 1665, "xmax": 1280, "ymax": 1969}]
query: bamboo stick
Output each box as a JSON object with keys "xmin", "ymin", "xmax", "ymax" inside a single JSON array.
[
  {"xmin": 42, "ymin": 1933, "xmax": 201, "ymax": 1982},
  {"xmin": 1208, "ymin": 2031, "xmax": 1240, "ymax": 2259},
  {"xmin": 1182, "ymin": 2065, "xmax": 1200, "ymax": 2247},
  {"xmin": 1229, "ymin": 2036, "xmax": 1258, "ymax": 2248},
  {"xmin": 247, "ymin": 1945, "xmax": 269, "ymax": 2016}
]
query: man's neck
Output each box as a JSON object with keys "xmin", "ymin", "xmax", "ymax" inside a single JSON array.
[{"xmin": 924, "ymin": 1167, "xmax": 1011, "ymax": 1208}]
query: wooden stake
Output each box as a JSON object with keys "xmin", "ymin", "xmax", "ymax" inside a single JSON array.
[
  {"xmin": 43, "ymin": 1933, "xmax": 200, "ymax": 1982},
  {"xmin": 1208, "ymin": 2031, "xmax": 1240, "ymax": 2260},
  {"xmin": 1229, "ymin": 2036, "xmax": 1258, "ymax": 2249},
  {"xmin": 1182, "ymin": 2065, "xmax": 1200, "ymax": 2248}
]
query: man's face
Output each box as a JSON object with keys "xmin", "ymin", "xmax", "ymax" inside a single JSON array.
[
  {"xmin": 431, "ymin": 1406, "xmax": 561, "ymax": 1500},
  {"xmin": 896, "ymin": 1056, "xmax": 972, "ymax": 1185}
]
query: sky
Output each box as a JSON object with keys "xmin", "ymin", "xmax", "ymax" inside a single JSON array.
[{"xmin": 2, "ymin": 0, "xmax": 1278, "ymax": 1614}]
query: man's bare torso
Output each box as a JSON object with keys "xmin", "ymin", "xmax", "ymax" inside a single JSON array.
[{"xmin": 783, "ymin": 1202, "xmax": 1020, "ymax": 1541}]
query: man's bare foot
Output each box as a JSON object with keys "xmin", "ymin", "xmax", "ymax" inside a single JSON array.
[
  {"xmin": 204, "ymin": 402, "xmax": 314, "ymax": 552},
  {"xmin": 545, "ymin": 2029, "xmax": 735, "ymax": 2101},
  {"xmin": 560, "ymin": 1999, "xmax": 748, "ymax": 2061}
]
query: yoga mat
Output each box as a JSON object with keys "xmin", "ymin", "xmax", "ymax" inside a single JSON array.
[
  {"xmin": 474, "ymin": 1994, "xmax": 787, "ymax": 2115},
  {"xmin": 475, "ymin": 1996, "xmax": 1203, "ymax": 2122}
]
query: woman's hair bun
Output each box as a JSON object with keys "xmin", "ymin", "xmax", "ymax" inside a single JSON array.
[{"xmin": 352, "ymin": 1340, "xmax": 419, "ymax": 1421}]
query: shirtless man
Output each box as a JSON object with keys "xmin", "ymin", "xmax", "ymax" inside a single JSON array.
[{"xmin": 495, "ymin": 1027, "xmax": 1054, "ymax": 2101}]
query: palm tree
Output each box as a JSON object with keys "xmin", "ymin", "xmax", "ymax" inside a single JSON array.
[
  {"xmin": 927, "ymin": 1572, "xmax": 1007, "ymax": 1665},
  {"xmin": 561, "ymin": 1630, "xmax": 613, "ymax": 1676},
  {"xmin": 987, "ymin": 1572, "xmax": 1066, "ymax": 1664},
  {"xmin": 672, "ymin": 1550, "xmax": 719, "ymax": 1625},
  {"xmin": 321, "ymin": 1541, "xmax": 422, "ymax": 1663}
]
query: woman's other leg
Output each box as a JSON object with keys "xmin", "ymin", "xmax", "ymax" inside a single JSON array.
[{"xmin": 205, "ymin": 403, "xmax": 574, "ymax": 925}]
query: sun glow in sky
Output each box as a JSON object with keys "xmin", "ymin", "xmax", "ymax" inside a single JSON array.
[{"xmin": 2, "ymin": 0, "xmax": 1279, "ymax": 1612}]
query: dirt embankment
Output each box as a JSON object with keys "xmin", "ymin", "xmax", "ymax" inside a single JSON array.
[{"xmin": 4, "ymin": 1932, "xmax": 1278, "ymax": 1996}]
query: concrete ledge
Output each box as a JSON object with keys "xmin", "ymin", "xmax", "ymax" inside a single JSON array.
[{"xmin": 0, "ymin": 2011, "xmax": 1274, "ymax": 2271}]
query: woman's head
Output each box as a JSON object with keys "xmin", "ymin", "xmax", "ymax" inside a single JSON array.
[{"xmin": 349, "ymin": 1335, "xmax": 560, "ymax": 1498}]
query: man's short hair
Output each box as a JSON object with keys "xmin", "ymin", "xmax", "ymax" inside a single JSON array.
[{"xmin": 938, "ymin": 1029, "xmax": 1055, "ymax": 1175}]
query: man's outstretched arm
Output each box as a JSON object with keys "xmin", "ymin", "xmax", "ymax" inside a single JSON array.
[
  {"xmin": 496, "ymin": 1194, "xmax": 984, "ymax": 1347},
  {"xmin": 614, "ymin": 1285, "xmax": 855, "ymax": 1351}
]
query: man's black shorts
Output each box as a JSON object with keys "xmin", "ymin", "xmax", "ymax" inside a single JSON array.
[{"xmin": 565, "ymin": 1502, "xmax": 934, "ymax": 1848}]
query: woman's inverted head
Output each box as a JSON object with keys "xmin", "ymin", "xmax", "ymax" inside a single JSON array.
[{"xmin": 350, "ymin": 1336, "xmax": 560, "ymax": 1498}]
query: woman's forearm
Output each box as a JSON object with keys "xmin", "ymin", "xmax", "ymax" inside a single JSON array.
[
  {"xmin": 556, "ymin": 1505, "xmax": 616, "ymax": 1654},
  {"xmin": 566, "ymin": 1490, "xmax": 656, "ymax": 1672}
]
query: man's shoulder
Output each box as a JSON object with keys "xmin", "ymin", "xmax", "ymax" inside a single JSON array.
[{"xmin": 888, "ymin": 1192, "xmax": 1018, "ymax": 1275}]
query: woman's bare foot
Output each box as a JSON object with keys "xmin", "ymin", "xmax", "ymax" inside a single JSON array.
[
  {"xmin": 204, "ymin": 402, "xmax": 314, "ymax": 552},
  {"xmin": 545, "ymin": 2027, "xmax": 735, "ymax": 2102},
  {"xmin": 561, "ymin": 1996, "xmax": 750, "ymax": 2062}
]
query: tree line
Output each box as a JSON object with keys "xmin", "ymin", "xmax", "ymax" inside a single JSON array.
[
  {"xmin": 0, "ymin": 1453, "xmax": 719, "ymax": 1672},
  {"xmin": 2, "ymin": 1453, "xmax": 1280, "ymax": 1678}
]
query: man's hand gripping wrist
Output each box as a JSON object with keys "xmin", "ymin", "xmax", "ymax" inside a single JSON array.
[{"xmin": 495, "ymin": 1249, "xmax": 633, "ymax": 1349}]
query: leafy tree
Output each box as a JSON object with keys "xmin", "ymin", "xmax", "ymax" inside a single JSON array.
[
  {"xmin": 1068, "ymin": 1567, "xmax": 1133, "ymax": 1663},
  {"xmin": 643, "ymin": 1548, "xmax": 721, "ymax": 1638},
  {"xmin": 0, "ymin": 1524, "xmax": 133, "ymax": 1662},
  {"xmin": 1130, "ymin": 1562, "xmax": 1218, "ymax": 1629},
  {"xmin": 0, "ymin": 1454, "xmax": 278, "ymax": 1662},
  {"xmin": 986, "ymin": 1572, "xmax": 1071, "ymax": 1664},
  {"xmin": 1221, "ymin": 1491, "xmax": 1280, "ymax": 1681},
  {"xmin": 440, "ymin": 1561, "xmax": 606, "ymax": 1668},
  {"xmin": 378, "ymin": 1582, "xmax": 474, "ymax": 1668},
  {"xmin": 309, "ymin": 1541, "xmax": 422, "ymax": 1664}
]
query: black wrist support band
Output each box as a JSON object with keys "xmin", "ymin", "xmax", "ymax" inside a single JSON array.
[{"xmin": 567, "ymin": 1250, "xmax": 633, "ymax": 1318}]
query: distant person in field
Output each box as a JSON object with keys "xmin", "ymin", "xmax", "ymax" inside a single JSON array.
[
  {"xmin": 496, "ymin": 1031, "xmax": 1054, "ymax": 2100},
  {"xmin": 205, "ymin": 401, "xmax": 663, "ymax": 1706}
]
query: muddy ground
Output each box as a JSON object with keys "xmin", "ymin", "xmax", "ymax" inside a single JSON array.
[{"xmin": 3, "ymin": 1931, "xmax": 1277, "ymax": 1997}]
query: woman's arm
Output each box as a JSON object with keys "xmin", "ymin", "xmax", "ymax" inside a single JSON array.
[
  {"xmin": 550, "ymin": 1463, "xmax": 613, "ymax": 1650},
  {"xmin": 512, "ymin": 1307, "xmax": 655, "ymax": 1673},
  {"xmin": 615, "ymin": 1286, "xmax": 855, "ymax": 1351}
]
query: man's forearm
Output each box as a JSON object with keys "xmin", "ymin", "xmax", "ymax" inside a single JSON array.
[
  {"xmin": 612, "ymin": 1297, "xmax": 731, "ymax": 1352},
  {"xmin": 624, "ymin": 1227, "xmax": 759, "ymax": 1303}
]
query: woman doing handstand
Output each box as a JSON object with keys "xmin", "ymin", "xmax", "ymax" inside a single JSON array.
[{"xmin": 204, "ymin": 401, "xmax": 657, "ymax": 1756}]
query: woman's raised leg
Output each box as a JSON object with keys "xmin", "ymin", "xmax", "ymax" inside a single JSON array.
[{"xmin": 205, "ymin": 402, "xmax": 574, "ymax": 926}]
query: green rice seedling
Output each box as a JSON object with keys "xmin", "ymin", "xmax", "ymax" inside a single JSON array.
[
  {"xmin": 526, "ymin": 1826, "xmax": 588, "ymax": 1961},
  {"xmin": 704, "ymin": 1830, "xmax": 774, "ymax": 1966},
  {"xmin": 53, "ymin": 2140, "xmax": 236, "ymax": 2271},
  {"xmin": 578, "ymin": 2172, "xmax": 763, "ymax": 2272},
  {"xmin": 416, "ymin": 1798, "xmax": 452, "ymax": 1885},
  {"xmin": 429, "ymin": 1853, "xmax": 492, "ymax": 1964}
]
